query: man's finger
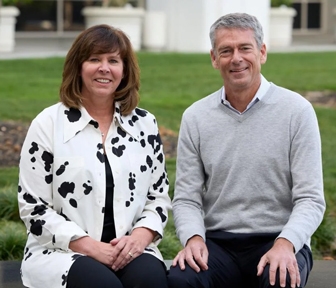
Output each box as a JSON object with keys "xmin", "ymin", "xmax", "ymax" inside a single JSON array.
[
  {"xmin": 268, "ymin": 263, "xmax": 278, "ymax": 286},
  {"xmin": 278, "ymin": 263, "xmax": 287, "ymax": 287},
  {"xmin": 186, "ymin": 257, "xmax": 200, "ymax": 273},
  {"xmin": 256, "ymin": 256, "xmax": 267, "ymax": 276},
  {"xmin": 178, "ymin": 255, "xmax": 186, "ymax": 271}
]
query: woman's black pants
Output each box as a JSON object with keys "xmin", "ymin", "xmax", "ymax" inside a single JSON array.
[{"xmin": 67, "ymin": 253, "xmax": 168, "ymax": 288}]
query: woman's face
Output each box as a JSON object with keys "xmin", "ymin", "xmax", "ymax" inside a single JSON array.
[{"xmin": 80, "ymin": 51, "xmax": 124, "ymax": 101}]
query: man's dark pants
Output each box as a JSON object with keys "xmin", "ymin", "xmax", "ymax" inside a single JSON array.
[{"xmin": 167, "ymin": 231, "xmax": 312, "ymax": 288}]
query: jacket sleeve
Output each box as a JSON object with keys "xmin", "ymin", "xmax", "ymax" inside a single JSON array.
[
  {"xmin": 18, "ymin": 112, "xmax": 87, "ymax": 251},
  {"xmin": 132, "ymin": 115, "xmax": 172, "ymax": 244}
]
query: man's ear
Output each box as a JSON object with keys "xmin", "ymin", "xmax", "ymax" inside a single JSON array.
[
  {"xmin": 260, "ymin": 43, "xmax": 267, "ymax": 64},
  {"xmin": 210, "ymin": 49, "xmax": 219, "ymax": 69}
]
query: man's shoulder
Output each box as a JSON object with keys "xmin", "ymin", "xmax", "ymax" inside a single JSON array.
[
  {"xmin": 184, "ymin": 88, "xmax": 222, "ymax": 114},
  {"xmin": 269, "ymin": 83, "xmax": 311, "ymax": 107}
]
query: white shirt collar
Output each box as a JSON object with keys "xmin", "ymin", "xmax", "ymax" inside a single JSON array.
[{"xmin": 221, "ymin": 75, "xmax": 271, "ymax": 114}]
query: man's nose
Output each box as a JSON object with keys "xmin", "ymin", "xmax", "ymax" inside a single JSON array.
[{"xmin": 231, "ymin": 49, "xmax": 242, "ymax": 63}]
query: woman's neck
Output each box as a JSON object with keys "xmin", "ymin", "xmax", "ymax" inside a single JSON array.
[{"xmin": 82, "ymin": 98, "xmax": 115, "ymax": 120}]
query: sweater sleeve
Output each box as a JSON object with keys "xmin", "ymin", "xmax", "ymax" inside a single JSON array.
[
  {"xmin": 277, "ymin": 103, "xmax": 326, "ymax": 253},
  {"xmin": 172, "ymin": 110, "xmax": 206, "ymax": 246}
]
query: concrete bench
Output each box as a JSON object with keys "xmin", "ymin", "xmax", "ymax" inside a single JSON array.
[{"xmin": 1, "ymin": 260, "xmax": 335, "ymax": 287}]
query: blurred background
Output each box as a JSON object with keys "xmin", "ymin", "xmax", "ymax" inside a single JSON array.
[{"xmin": 1, "ymin": 0, "xmax": 336, "ymax": 55}]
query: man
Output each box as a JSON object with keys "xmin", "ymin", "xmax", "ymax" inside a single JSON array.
[{"xmin": 168, "ymin": 13, "xmax": 325, "ymax": 288}]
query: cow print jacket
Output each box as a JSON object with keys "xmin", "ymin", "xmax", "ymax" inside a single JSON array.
[{"xmin": 18, "ymin": 102, "xmax": 171, "ymax": 288}]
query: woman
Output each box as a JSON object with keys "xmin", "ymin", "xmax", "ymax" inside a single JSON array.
[{"xmin": 18, "ymin": 24, "xmax": 171, "ymax": 288}]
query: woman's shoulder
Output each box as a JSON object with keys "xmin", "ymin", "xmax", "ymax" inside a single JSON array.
[
  {"xmin": 122, "ymin": 106, "xmax": 157, "ymax": 124},
  {"xmin": 134, "ymin": 106, "xmax": 155, "ymax": 119},
  {"xmin": 28, "ymin": 103, "xmax": 68, "ymax": 134},
  {"xmin": 33, "ymin": 102, "xmax": 65, "ymax": 121},
  {"xmin": 116, "ymin": 106, "xmax": 158, "ymax": 138}
]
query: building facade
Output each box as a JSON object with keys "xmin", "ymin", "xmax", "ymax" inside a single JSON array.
[{"xmin": 3, "ymin": 0, "xmax": 336, "ymax": 52}]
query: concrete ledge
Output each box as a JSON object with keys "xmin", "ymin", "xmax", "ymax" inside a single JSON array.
[
  {"xmin": 1, "ymin": 260, "xmax": 335, "ymax": 287},
  {"xmin": 305, "ymin": 260, "xmax": 336, "ymax": 287},
  {"xmin": 164, "ymin": 260, "xmax": 336, "ymax": 288},
  {"xmin": 0, "ymin": 261, "xmax": 24, "ymax": 288}
]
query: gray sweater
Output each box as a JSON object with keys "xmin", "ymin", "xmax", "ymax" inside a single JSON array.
[{"xmin": 172, "ymin": 83, "xmax": 326, "ymax": 253}]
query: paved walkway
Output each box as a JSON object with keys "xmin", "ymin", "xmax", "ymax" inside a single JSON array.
[{"xmin": 1, "ymin": 38, "xmax": 336, "ymax": 60}]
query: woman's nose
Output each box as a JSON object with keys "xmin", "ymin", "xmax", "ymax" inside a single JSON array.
[{"xmin": 98, "ymin": 62, "xmax": 110, "ymax": 73}]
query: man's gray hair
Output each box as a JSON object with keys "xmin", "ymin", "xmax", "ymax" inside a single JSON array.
[{"xmin": 209, "ymin": 13, "xmax": 264, "ymax": 50}]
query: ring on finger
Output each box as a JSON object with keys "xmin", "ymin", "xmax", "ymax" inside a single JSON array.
[{"xmin": 128, "ymin": 251, "xmax": 134, "ymax": 258}]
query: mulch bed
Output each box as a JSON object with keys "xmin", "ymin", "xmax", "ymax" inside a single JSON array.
[
  {"xmin": 0, "ymin": 121, "xmax": 177, "ymax": 167},
  {"xmin": 1, "ymin": 92, "xmax": 335, "ymax": 168},
  {"xmin": 0, "ymin": 121, "xmax": 30, "ymax": 167}
]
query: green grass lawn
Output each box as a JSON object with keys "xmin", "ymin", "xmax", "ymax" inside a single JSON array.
[
  {"xmin": 2, "ymin": 51, "xmax": 336, "ymax": 129},
  {"xmin": 0, "ymin": 51, "xmax": 336, "ymax": 260}
]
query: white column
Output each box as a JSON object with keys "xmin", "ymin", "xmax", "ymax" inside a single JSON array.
[
  {"xmin": 0, "ymin": 6, "xmax": 20, "ymax": 52},
  {"xmin": 143, "ymin": 11, "xmax": 167, "ymax": 51},
  {"xmin": 146, "ymin": 0, "xmax": 270, "ymax": 53}
]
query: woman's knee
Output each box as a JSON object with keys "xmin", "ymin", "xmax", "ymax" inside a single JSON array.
[
  {"xmin": 67, "ymin": 256, "xmax": 123, "ymax": 288},
  {"xmin": 119, "ymin": 253, "xmax": 168, "ymax": 288}
]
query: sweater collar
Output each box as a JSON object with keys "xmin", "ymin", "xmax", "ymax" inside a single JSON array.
[{"xmin": 221, "ymin": 74, "xmax": 271, "ymax": 114}]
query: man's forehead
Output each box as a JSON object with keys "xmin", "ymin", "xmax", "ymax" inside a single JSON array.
[{"xmin": 215, "ymin": 28, "xmax": 256, "ymax": 45}]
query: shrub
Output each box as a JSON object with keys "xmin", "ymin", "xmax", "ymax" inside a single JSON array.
[
  {"xmin": 0, "ymin": 185, "xmax": 20, "ymax": 221},
  {"xmin": 0, "ymin": 220, "xmax": 26, "ymax": 260},
  {"xmin": 271, "ymin": 0, "xmax": 292, "ymax": 7}
]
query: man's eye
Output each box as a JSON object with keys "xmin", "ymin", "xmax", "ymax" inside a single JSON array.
[{"xmin": 220, "ymin": 50, "xmax": 230, "ymax": 55}]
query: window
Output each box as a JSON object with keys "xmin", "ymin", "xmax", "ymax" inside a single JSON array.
[
  {"xmin": 15, "ymin": 0, "xmax": 142, "ymax": 33},
  {"xmin": 293, "ymin": 0, "xmax": 324, "ymax": 31}
]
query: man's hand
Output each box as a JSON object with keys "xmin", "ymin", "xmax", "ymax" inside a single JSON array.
[
  {"xmin": 171, "ymin": 235, "xmax": 208, "ymax": 273},
  {"xmin": 257, "ymin": 238, "xmax": 300, "ymax": 288}
]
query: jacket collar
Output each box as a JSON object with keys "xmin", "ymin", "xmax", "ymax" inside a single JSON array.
[
  {"xmin": 63, "ymin": 102, "xmax": 146, "ymax": 143},
  {"xmin": 113, "ymin": 102, "xmax": 149, "ymax": 141}
]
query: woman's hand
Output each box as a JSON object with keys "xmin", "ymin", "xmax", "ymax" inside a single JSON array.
[
  {"xmin": 69, "ymin": 236, "xmax": 117, "ymax": 267},
  {"xmin": 109, "ymin": 227, "xmax": 157, "ymax": 271}
]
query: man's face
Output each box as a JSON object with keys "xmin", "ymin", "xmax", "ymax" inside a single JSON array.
[{"xmin": 210, "ymin": 28, "xmax": 267, "ymax": 94}]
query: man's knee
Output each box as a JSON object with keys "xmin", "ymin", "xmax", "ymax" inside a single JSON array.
[
  {"xmin": 168, "ymin": 265, "xmax": 205, "ymax": 288},
  {"xmin": 258, "ymin": 266, "xmax": 307, "ymax": 288}
]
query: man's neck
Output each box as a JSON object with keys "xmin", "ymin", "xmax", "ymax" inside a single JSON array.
[{"xmin": 225, "ymin": 82, "xmax": 261, "ymax": 113}]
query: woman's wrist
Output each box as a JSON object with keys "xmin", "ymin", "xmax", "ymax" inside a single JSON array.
[
  {"xmin": 69, "ymin": 236, "xmax": 93, "ymax": 256},
  {"xmin": 132, "ymin": 227, "xmax": 157, "ymax": 246}
]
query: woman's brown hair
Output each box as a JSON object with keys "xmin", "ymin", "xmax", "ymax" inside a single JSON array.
[{"xmin": 59, "ymin": 24, "xmax": 140, "ymax": 115}]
